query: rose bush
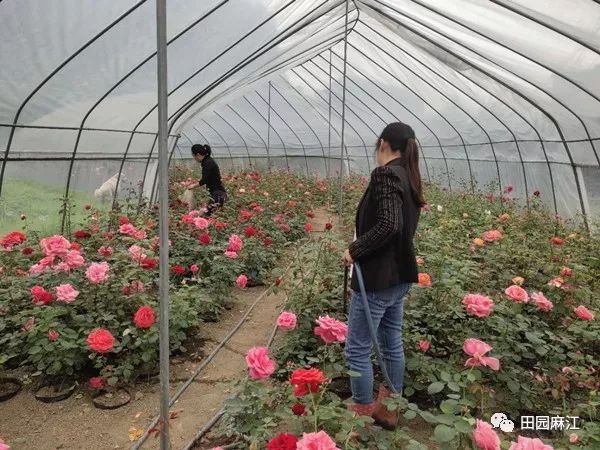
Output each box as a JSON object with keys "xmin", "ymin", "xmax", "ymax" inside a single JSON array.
[
  {"xmin": 217, "ymin": 177, "xmax": 599, "ymax": 449},
  {"xmin": 0, "ymin": 168, "xmax": 327, "ymax": 387}
]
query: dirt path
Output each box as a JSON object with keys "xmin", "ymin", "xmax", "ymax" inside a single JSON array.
[{"xmin": 0, "ymin": 285, "xmax": 285, "ymax": 450}]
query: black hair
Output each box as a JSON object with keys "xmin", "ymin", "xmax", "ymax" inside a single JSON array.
[
  {"xmin": 378, "ymin": 122, "xmax": 425, "ymax": 206},
  {"xmin": 191, "ymin": 144, "xmax": 211, "ymax": 157}
]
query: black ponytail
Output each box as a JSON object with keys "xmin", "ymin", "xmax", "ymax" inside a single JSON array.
[
  {"xmin": 191, "ymin": 144, "xmax": 211, "ymax": 157},
  {"xmin": 379, "ymin": 122, "xmax": 425, "ymax": 206}
]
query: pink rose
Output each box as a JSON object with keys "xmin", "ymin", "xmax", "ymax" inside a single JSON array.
[
  {"xmin": 55, "ymin": 284, "xmax": 80, "ymax": 303},
  {"xmin": 40, "ymin": 235, "xmax": 71, "ymax": 257},
  {"xmin": 64, "ymin": 250, "xmax": 85, "ymax": 269},
  {"xmin": 0, "ymin": 439, "xmax": 9, "ymax": 450},
  {"xmin": 133, "ymin": 229, "xmax": 147, "ymax": 240},
  {"xmin": 227, "ymin": 234, "xmax": 243, "ymax": 253},
  {"xmin": 39, "ymin": 255, "xmax": 56, "ymax": 267},
  {"xmin": 88, "ymin": 376, "xmax": 104, "ymax": 390},
  {"xmin": 418, "ymin": 340, "xmax": 430, "ymax": 352},
  {"xmin": 548, "ymin": 277, "xmax": 564, "ymax": 288},
  {"xmin": 190, "ymin": 264, "xmax": 199, "ymax": 273},
  {"xmin": 53, "ymin": 262, "xmax": 71, "ymax": 273},
  {"xmin": 505, "ymin": 285, "xmax": 529, "ymax": 303},
  {"xmin": 277, "ymin": 312, "xmax": 297, "ymax": 331},
  {"xmin": 314, "ymin": 316, "xmax": 348, "ymax": 344},
  {"xmin": 245, "ymin": 346, "xmax": 275, "ymax": 380},
  {"xmin": 574, "ymin": 305, "xmax": 594, "ymax": 321},
  {"xmin": 86, "ymin": 262, "xmax": 110, "ymax": 284},
  {"xmin": 193, "ymin": 217, "xmax": 209, "ymax": 230},
  {"xmin": 119, "ymin": 223, "xmax": 137, "ymax": 236},
  {"xmin": 224, "ymin": 251, "xmax": 238, "ymax": 259},
  {"xmin": 472, "ymin": 420, "xmax": 500, "ymax": 450},
  {"xmin": 482, "ymin": 230, "xmax": 502, "ymax": 242},
  {"xmin": 236, "ymin": 274, "xmax": 248, "ymax": 289},
  {"xmin": 531, "ymin": 292, "xmax": 553, "ymax": 312},
  {"xmin": 98, "ymin": 246, "xmax": 113, "ymax": 257},
  {"xmin": 296, "ymin": 431, "xmax": 340, "ymax": 450},
  {"xmin": 462, "ymin": 294, "xmax": 495, "ymax": 318},
  {"xmin": 508, "ymin": 436, "xmax": 553, "ymax": 450},
  {"xmin": 569, "ymin": 434, "xmax": 578, "ymax": 444},
  {"xmin": 463, "ymin": 338, "xmax": 500, "ymax": 371},
  {"xmin": 128, "ymin": 245, "xmax": 147, "ymax": 263},
  {"xmin": 28, "ymin": 263, "xmax": 48, "ymax": 275},
  {"xmin": 48, "ymin": 329, "xmax": 59, "ymax": 342}
]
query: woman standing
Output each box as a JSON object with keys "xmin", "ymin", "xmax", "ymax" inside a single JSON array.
[
  {"xmin": 191, "ymin": 144, "xmax": 228, "ymax": 216},
  {"xmin": 342, "ymin": 122, "xmax": 425, "ymax": 430}
]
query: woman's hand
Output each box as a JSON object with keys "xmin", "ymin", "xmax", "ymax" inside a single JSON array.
[{"xmin": 342, "ymin": 249, "xmax": 354, "ymax": 267}]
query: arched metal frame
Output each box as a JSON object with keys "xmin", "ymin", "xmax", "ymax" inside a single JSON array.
[
  {"xmin": 364, "ymin": 0, "xmax": 587, "ymax": 224},
  {"xmin": 213, "ymin": 111, "xmax": 253, "ymax": 169}
]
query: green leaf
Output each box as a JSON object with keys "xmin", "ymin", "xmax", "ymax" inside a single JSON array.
[
  {"xmin": 440, "ymin": 400, "xmax": 457, "ymax": 414},
  {"xmin": 454, "ymin": 419, "xmax": 473, "ymax": 434},
  {"xmin": 404, "ymin": 410, "xmax": 417, "ymax": 420},
  {"xmin": 434, "ymin": 424, "xmax": 456, "ymax": 443},
  {"xmin": 428, "ymin": 381, "xmax": 445, "ymax": 395},
  {"xmin": 447, "ymin": 381, "xmax": 460, "ymax": 392},
  {"xmin": 507, "ymin": 380, "xmax": 520, "ymax": 393},
  {"xmin": 440, "ymin": 371, "xmax": 452, "ymax": 382},
  {"xmin": 419, "ymin": 411, "xmax": 439, "ymax": 424}
]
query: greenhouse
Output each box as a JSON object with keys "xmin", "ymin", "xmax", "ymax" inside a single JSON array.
[{"xmin": 0, "ymin": 1, "xmax": 598, "ymax": 449}]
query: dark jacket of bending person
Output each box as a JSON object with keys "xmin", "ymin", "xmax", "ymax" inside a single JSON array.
[{"xmin": 191, "ymin": 144, "xmax": 228, "ymax": 216}]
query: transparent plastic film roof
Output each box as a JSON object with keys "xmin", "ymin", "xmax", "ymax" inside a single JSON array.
[{"xmin": 0, "ymin": 0, "xmax": 599, "ymax": 223}]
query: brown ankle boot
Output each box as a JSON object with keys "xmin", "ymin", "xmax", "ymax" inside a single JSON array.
[
  {"xmin": 372, "ymin": 385, "xmax": 398, "ymax": 430},
  {"xmin": 347, "ymin": 402, "xmax": 377, "ymax": 417}
]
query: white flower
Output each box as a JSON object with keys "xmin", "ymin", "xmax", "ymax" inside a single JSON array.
[
  {"xmin": 485, "ymin": 210, "xmax": 491, "ymax": 215},
  {"xmin": 437, "ymin": 205, "xmax": 443, "ymax": 212},
  {"xmin": 238, "ymin": 188, "xmax": 246, "ymax": 193}
]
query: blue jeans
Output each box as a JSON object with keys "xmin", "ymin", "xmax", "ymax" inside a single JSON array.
[{"xmin": 345, "ymin": 283, "xmax": 411, "ymax": 404}]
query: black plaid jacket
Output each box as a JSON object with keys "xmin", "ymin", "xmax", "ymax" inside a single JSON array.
[{"xmin": 349, "ymin": 158, "xmax": 420, "ymax": 291}]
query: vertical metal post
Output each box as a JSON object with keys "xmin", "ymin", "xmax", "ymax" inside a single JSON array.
[
  {"xmin": 327, "ymin": 49, "xmax": 333, "ymax": 178},
  {"xmin": 575, "ymin": 166, "xmax": 591, "ymax": 232},
  {"xmin": 267, "ymin": 81, "xmax": 273, "ymax": 170},
  {"xmin": 339, "ymin": 0, "xmax": 350, "ymax": 221},
  {"xmin": 155, "ymin": 0, "xmax": 170, "ymax": 449}
]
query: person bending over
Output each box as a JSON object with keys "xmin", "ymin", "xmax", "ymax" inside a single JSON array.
[
  {"xmin": 342, "ymin": 122, "xmax": 425, "ymax": 430},
  {"xmin": 191, "ymin": 144, "xmax": 228, "ymax": 216}
]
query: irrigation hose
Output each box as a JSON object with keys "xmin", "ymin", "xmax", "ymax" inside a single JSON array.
[{"xmin": 353, "ymin": 261, "xmax": 398, "ymax": 395}]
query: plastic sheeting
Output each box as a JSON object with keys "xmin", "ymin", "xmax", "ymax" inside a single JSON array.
[{"xmin": 0, "ymin": 0, "xmax": 599, "ymax": 222}]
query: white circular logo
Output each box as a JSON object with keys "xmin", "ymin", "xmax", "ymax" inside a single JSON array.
[{"xmin": 491, "ymin": 413, "xmax": 507, "ymax": 428}]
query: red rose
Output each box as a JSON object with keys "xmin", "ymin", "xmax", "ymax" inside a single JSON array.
[
  {"xmin": 199, "ymin": 233, "xmax": 211, "ymax": 245},
  {"xmin": 263, "ymin": 237, "xmax": 273, "ymax": 247},
  {"xmin": 31, "ymin": 286, "xmax": 53, "ymax": 305},
  {"xmin": 0, "ymin": 231, "xmax": 26, "ymax": 249},
  {"xmin": 287, "ymin": 201, "xmax": 297, "ymax": 208},
  {"xmin": 74, "ymin": 229, "xmax": 91, "ymax": 239},
  {"xmin": 266, "ymin": 432, "xmax": 298, "ymax": 450},
  {"xmin": 533, "ymin": 190, "xmax": 540, "ymax": 197},
  {"xmin": 214, "ymin": 221, "xmax": 226, "ymax": 231},
  {"xmin": 88, "ymin": 376, "xmax": 104, "ymax": 390},
  {"xmin": 141, "ymin": 258, "xmax": 158, "ymax": 270},
  {"xmin": 551, "ymin": 236, "xmax": 564, "ymax": 246},
  {"xmin": 290, "ymin": 368, "xmax": 327, "ymax": 397},
  {"xmin": 275, "ymin": 277, "xmax": 282, "ymax": 286},
  {"xmin": 84, "ymin": 204, "xmax": 92, "ymax": 210},
  {"xmin": 291, "ymin": 403, "xmax": 306, "ymax": 416},
  {"xmin": 172, "ymin": 264, "xmax": 186, "ymax": 275},
  {"xmin": 324, "ymin": 223, "xmax": 333, "ymax": 231},
  {"xmin": 70, "ymin": 242, "xmax": 82, "ymax": 251},
  {"xmin": 22, "ymin": 247, "xmax": 34, "ymax": 256},
  {"xmin": 244, "ymin": 226, "xmax": 258, "ymax": 238},
  {"xmin": 87, "ymin": 328, "xmax": 115, "ymax": 353},
  {"xmin": 304, "ymin": 222, "xmax": 312, "ymax": 233},
  {"xmin": 119, "ymin": 216, "xmax": 129, "ymax": 225},
  {"xmin": 134, "ymin": 305, "xmax": 156, "ymax": 329},
  {"xmin": 306, "ymin": 210, "xmax": 315, "ymax": 218}
]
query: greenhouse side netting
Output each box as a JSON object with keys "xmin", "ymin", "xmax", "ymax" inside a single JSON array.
[{"xmin": 1, "ymin": 0, "xmax": 599, "ymax": 232}]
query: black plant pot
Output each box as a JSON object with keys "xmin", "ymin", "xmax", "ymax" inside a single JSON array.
[
  {"xmin": 0, "ymin": 377, "xmax": 22, "ymax": 402},
  {"xmin": 92, "ymin": 387, "xmax": 132, "ymax": 410},
  {"xmin": 34, "ymin": 382, "xmax": 77, "ymax": 403}
]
